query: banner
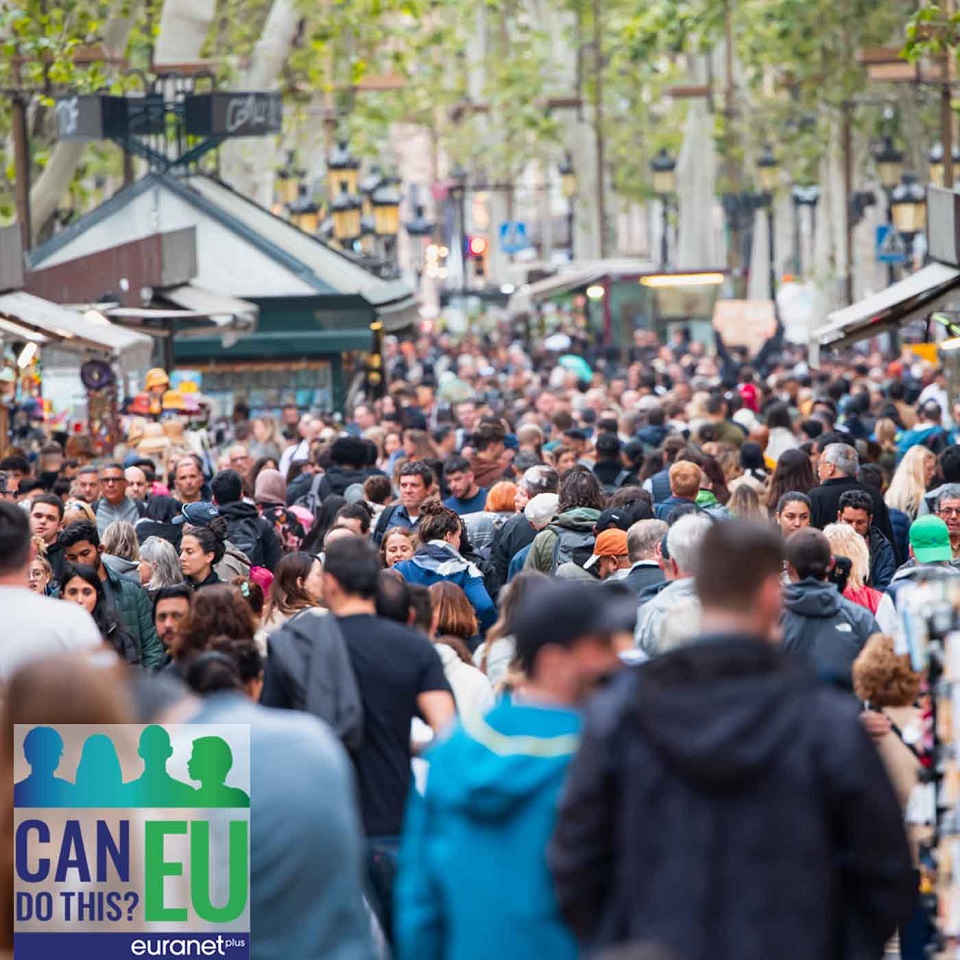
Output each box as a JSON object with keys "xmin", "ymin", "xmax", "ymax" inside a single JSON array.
[{"xmin": 14, "ymin": 724, "xmax": 250, "ymax": 959}]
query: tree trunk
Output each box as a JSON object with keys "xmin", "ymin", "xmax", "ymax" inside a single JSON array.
[
  {"xmin": 154, "ymin": 0, "xmax": 217, "ymax": 64},
  {"xmin": 218, "ymin": 0, "xmax": 301, "ymax": 206},
  {"xmin": 29, "ymin": 0, "xmax": 141, "ymax": 243}
]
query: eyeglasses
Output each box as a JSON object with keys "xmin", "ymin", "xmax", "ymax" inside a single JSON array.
[
  {"xmin": 939, "ymin": 506, "xmax": 960, "ymax": 518},
  {"xmin": 100, "ymin": 477, "xmax": 124, "ymax": 484}
]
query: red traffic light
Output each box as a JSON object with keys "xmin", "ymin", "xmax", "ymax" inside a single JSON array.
[{"xmin": 468, "ymin": 236, "xmax": 488, "ymax": 257}]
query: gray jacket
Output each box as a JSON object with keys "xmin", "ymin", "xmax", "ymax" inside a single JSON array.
[
  {"xmin": 260, "ymin": 609, "xmax": 364, "ymax": 753},
  {"xmin": 634, "ymin": 578, "xmax": 701, "ymax": 657},
  {"xmin": 781, "ymin": 578, "xmax": 878, "ymax": 687}
]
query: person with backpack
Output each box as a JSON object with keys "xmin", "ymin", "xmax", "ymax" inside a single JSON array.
[
  {"xmin": 301, "ymin": 537, "xmax": 455, "ymax": 939},
  {"xmin": 212, "ymin": 470, "xmax": 282, "ymax": 572},
  {"xmin": 317, "ymin": 437, "xmax": 372, "ymax": 500},
  {"xmin": 592, "ymin": 433, "xmax": 637, "ymax": 495},
  {"xmin": 373, "ymin": 460, "xmax": 436, "ymax": 545},
  {"xmin": 393, "ymin": 502, "xmax": 497, "ymax": 634},
  {"xmin": 524, "ymin": 469, "xmax": 605, "ymax": 574}
]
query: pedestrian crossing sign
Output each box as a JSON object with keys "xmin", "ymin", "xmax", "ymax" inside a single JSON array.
[{"xmin": 875, "ymin": 224, "xmax": 907, "ymax": 264}]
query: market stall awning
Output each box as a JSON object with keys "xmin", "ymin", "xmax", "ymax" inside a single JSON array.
[
  {"xmin": 0, "ymin": 291, "xmax": 153, "ymax": 371},
  {"xmin": 810, "ymin": 262, "xmax": 960, "ymax": 366},
  {"xmin": 158, "ymin": 284, "xmax": 258, "ymax": 333}
]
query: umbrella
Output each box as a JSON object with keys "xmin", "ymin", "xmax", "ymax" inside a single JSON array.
[
  {"xmin": 544, "ymin": 333, "xmax": 572, "ymax": 352},
  {"xmin": 558, "ymin": 354, "xmax": 593, "ymax": 383}
]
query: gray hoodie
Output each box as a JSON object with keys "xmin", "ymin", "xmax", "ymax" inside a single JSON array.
[{"xmin": 781, "ymin": 578, "xmax": 878, "ymax": 687}]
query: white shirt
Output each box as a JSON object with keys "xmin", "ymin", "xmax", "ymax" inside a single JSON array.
[
  {"xmin": 0, "ymin": 586, "xmax": 103, "ymax": 683},
  {"xmin": 279, "ymin": 439, "xmax": 311, "ymax": 478}
]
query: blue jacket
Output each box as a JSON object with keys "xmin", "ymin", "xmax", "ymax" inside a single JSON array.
[
  {"xmin": 897, "ymin": 424, "xmax": 949, "ymax": 460},
  {"xmin": 888, "ymin": 507, "xmax": 910, "ymax": 567},
  {"xmin": 653, "ymin": 495, "xmax": 701, "ymax": 522},
  {"xmin": 868, "ymin": 527, "xmax": 896, "ymax": 590},
  {"xmin": 395, "ymin": 703, "xmax": 581, "ymax": 960},
  {"xmin": 394, "ymin": 541, "xmax": 496, "ymax": 632}
]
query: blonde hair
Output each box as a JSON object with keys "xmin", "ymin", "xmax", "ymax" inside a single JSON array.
[
  {"xmin": 823, "ymin": 522, "xmax": 870, "ymax": 590},
  {"xmin": 875, "ymin": 418, "xmax": 898, "ymax": 449},
  {"xmin": 885, "ymin": 445, "xmax": 935, "ymax": 519}
]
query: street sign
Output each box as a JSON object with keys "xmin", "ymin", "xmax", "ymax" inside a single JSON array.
[
  {"xmin": 55, "ymin": 95, "xmax": 165, "ymax": 140},
  {"xmin": 876, "ymin": 224, "xmax": 908, "ymax": 264},
  {"xmin": 712, "ymin": 299, "xmax": 776, "ymax": 351},
  {"xmin": 184, "ymin": 93, "xmax": 283, "ymax": 138},
  {"xmin": 498, "ymin": 221, "xmax": 529, "ymax": 254}
]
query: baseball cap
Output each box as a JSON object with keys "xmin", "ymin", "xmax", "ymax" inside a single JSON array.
[
  {"xmin": 595, "ymin": 507, "xmax": 631, "ymax": 533},
  {"xmin": 910, "ymin": 515, "xmax": 953, "ymax": 563},
  {"xmin": 512, "ymin": 579, "xmax": 638, "ymax": 671},
  {"xmin": 583, "ymin": 528, "xmax": 629, "ymax": 570},
  {"xmin": 172, "ymin": 501, "xmax": 220, "ymax": 526}
]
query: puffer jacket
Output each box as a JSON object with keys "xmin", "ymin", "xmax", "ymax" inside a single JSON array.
[
  {"xmin": 780, "ymin": 578, "xmax": 878, "ymax": 688},
  {"xmin": 524, "ymin": 508, "xmax": 601, "ymax": 574},
  {"xmin": 104, "ymin": 564, "xmax": 164, "ymax": 669},
  {"xmin": 395, "ymin": 541, "xmax": 497, "ymax": 632}
]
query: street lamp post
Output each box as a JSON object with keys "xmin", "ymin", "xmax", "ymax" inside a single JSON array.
[
  {"xmin": 558, "ymin": 152, "xmax": 577, "ymax": 262},
  {"xmin": 448, "ymin": 164, "xmax": 468, "ymax": 295},
  {"xmin": 359, "ymin": 166, "xmax": 383, "ymax": 256},
  {"xmin": 873, "ymin": 135, "xmax": 904, "ymax": 286},
  {"xmin": 372, "ymin": 177, "xmax": 402, "ymax": 273},
  {"xmin": 790, "ymin": 185, "xmax": 821, "ymax": 278},
  {"xmin": 326, "ymin": 140, "xmax": 360, "ymax": 200},
  {"xmin": 650, "ymin": 148, "xmax": 677, "ymax": 268},
  {"xmin": 756, "ymin": 144, "xmax": 779, "ymax": 299},
  {"xmin": 331, "ymin": 180, "xmax": 362, "ymax": 247},
  {"xmin": 929, "ymin": 142, "xmax": 960, "ymax": 189},
  {"xmin": 890, "ymin": 173, "xmax": 927, "ymax": 269},
  {"xmin": 288, "ymin": 183, "xmax": 321, "ymax": 234},
  {"xmin": 275, "ymin": 151, "xmax": 304, "ymax": 209},
  {"xmin": 405, "ymin": 203, "xmax": 436, "ymax": 283}
]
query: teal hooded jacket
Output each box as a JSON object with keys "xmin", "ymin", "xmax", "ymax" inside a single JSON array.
[{"xmin": 395, "ymin": 702, "xmax": 581, "ymax": 960}]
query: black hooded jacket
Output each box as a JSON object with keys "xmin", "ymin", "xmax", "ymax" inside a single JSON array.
[
  {"xmin": 217, "ymin": 501, "xmax": 282, "ymax": 572},
  {"xmin": 549, "ymin": 636, "xmax": 913, "ymax": 960}
]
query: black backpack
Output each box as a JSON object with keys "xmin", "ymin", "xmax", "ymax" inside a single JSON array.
[
  {"xmin": 227, "ymin": 516, "xmax": 265, "ymax": 567},
  {"xmin": 293, "ymin": 473, "xmax": 325, "ymax": 517}
]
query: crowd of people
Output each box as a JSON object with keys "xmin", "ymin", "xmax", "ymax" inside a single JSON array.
[{"xmin": 1, "ymin": 326, "xmax": 956, "ymax": 959}]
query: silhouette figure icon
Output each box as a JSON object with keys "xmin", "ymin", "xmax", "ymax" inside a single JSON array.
[
  {"xmin": 74, "ymin": 734, "xmax": 131, "ymax": 807},
  {"xmin": 187, "ymin": 737, "xmax": 249, "ymax": 808},
  {"xmin": 14, "ymin": 727, "xmax": 74, "ymax": 807},
  {"xmin": 130, "ymin": 725, "xmax": 198, "ymax": 808}
]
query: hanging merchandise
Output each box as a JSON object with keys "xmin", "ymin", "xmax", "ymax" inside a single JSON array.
[
  {"xmin": 895, "ymin": 573, "xmax": 960, "ymax": 957},
  {"xmin": 80, "ymin": 360, "xmax": 115, "ymax": 392}
]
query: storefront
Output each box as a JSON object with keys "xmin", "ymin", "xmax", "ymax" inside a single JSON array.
[{"xmin": 28, "ymin": 172, "xmax": 417, "ymax": 414}]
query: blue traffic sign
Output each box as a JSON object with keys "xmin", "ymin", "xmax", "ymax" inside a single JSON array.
[
  {"xmin": 499, "ymin": 221, "xmax": 529, "ymax": 254},
  {"xmin": 876, "ymin": 224, "xmax": 907, "ymax": 265}
]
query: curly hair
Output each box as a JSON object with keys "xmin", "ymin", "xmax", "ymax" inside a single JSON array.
[
  {"xmin": 178, "ymin": 584, "xmax": 257, "ymax": 661},
  {"xmin": 557, "ymin": 469, "xmax": 606, "ymax": 513},
  {"xmin": 852, "ymin": 634, "xmax": 921, "ymax": 707}
]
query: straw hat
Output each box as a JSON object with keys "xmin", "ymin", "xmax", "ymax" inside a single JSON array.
[
  {"xmin": 161, "ymin": 420, "xmax": 187, "ymax": 445},
  {"xmin": 137, "ymin": 423, "xmax": 170, "ymax": 456},
  {"xmin": 126, "ymin": 417, "xmax": 148, "ymax": 447}
]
